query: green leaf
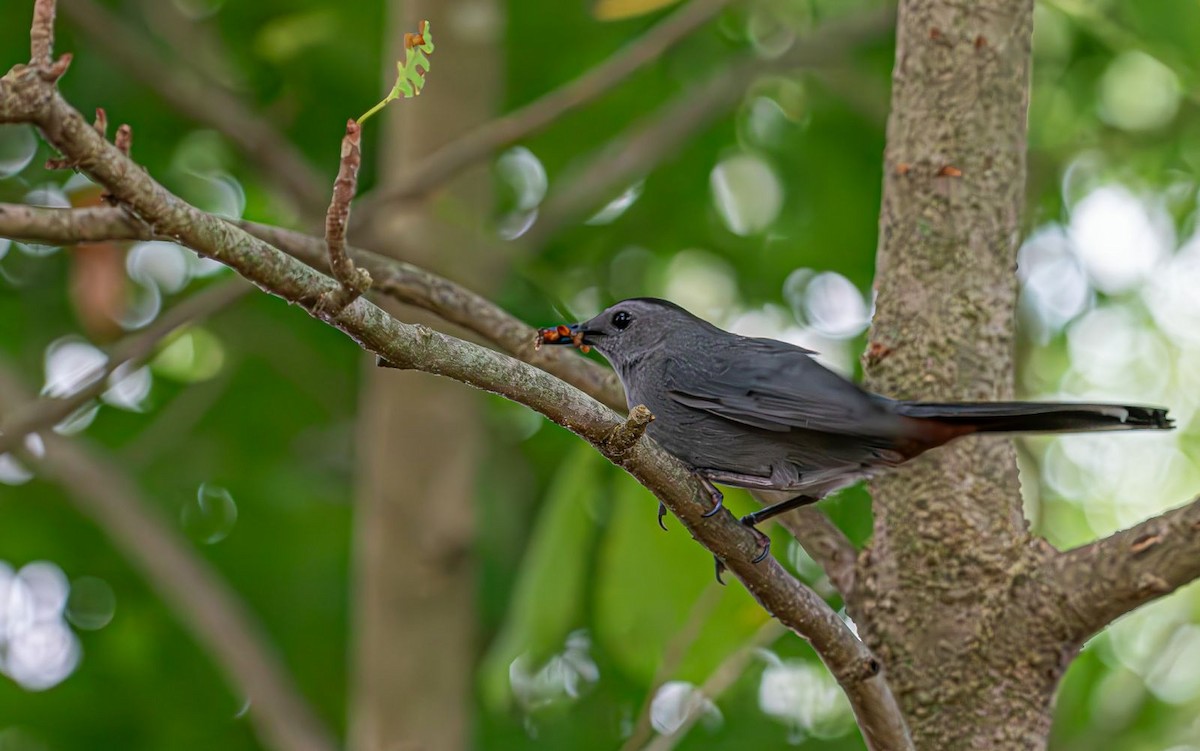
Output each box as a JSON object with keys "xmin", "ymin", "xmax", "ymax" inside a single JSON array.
[
  {"xmin": 479, "ymin": 443, "xmax": 604, "ymax": 712},
  {"xmin": 358, "ymin": 21, "xmax": 436, "ymax": 123},
  {"xmin": 593, "ymin": 0, "xmax": 682, "ymax": 21}
]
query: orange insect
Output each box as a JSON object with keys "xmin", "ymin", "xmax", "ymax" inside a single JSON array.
[{"xmin": 535, "ymin": 325, "xmax": 591, "ymax": 353}]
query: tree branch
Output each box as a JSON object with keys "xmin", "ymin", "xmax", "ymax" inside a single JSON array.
[
  {"xmin": 1053, "ymin": 497, "xmax": 1200, "ymax": 642},
  {"xmin": 523, "ymin": 8, "xmax": 896, "ymax": 246},
  {"xmin": 0, "ymin": 205, "xmax": 860, "ymax": 601},
  {"xmin": 0, "ymin": 277, "xmax": 250, "ymax": 456},
  {"xmin": 0, "ymin": 204, "xmax": 859, "ymax": 602},
  {"xmin": 0, "ymin": 203, "xmax": 628, "ymax": 412},
  {"xmin": 0, "ymin": 44, "xmax": 909, "ymax": 748},
  {"xmin": 57, "ymin": 0, "xmax": 329, "ymax": 217},
  {"xmin": 359, "ymin": 0, "xmax": 741, "ymax": 211},
  {"xmin": 0, "ymin": 365, "xmax": 337, "ymax": 751},
  {"xmin": 0, "ymin": 202, "xmax": 859, "ymax": 596}
]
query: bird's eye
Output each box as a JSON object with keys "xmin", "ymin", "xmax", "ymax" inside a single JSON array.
[{"xmin": 612, "ymin": 311, "xmax": 633, "ymax": 330}]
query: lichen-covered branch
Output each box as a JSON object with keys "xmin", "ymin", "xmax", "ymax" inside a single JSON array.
[
  {"xmin": 0, "ymin": 203, "xmax": 627, "ymax": 411},
  {"xmin": 1054, "ymin": 497, "xmax": 1200, "ymax": 641},
  {"xmin": 0, "ymin": 203, "xmax": 860, "ymax": 599}
]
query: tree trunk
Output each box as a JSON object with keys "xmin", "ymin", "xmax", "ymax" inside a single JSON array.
[
  {"xmin": 856, "ymin": 1, "xmax": 1076, "ymax": 748},
  {"xmin": 349, "ymin": 2, "xmax": 501, "ymax": 750}
]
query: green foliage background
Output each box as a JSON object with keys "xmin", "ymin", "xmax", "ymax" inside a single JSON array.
[{"xmin": 2, "ymin": 1, "xmax": 1199, "ymax": 750}]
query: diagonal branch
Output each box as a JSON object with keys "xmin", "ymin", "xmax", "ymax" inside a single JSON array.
[
  {"xmin": 0, "ymin": 203, "xmax": 860, "ymax": 594},
  {"xmin": 1053, "ymin": 497, "xmax": 1200, "ymax": 642},
  {"xmin": 361, "ymin": 0, "xmax": 741, "ymax": 211},
  {"xmin": 0, "ymin": 365, "xmax": 337, "ymax": 751},
  {"xmin": 0, "ymin": 48, "xmax": 909, "ymax": 749},
  {"xmin": 523, "ymin": 8, "xmax": 896, "ymax": 246},
  {"xmin": 0, "ymin": 203, "xmax": 627, "ymax": 411},
  {"xmin": 775, "ymin": 506, "xmax": 858, "ymax": 596}
]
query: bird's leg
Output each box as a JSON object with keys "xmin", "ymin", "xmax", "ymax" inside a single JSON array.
[
  {"xmin": 691, "ymin": 471, "xmax": 731, "ymax": 582},
  {"xmin": 738, "ymin": 494, "xmax": 820, "ymax": 565},
  {"xmin": 694, "ymin": 473, "xmax": 725, "ymax": 517},
  {"xmin": 657, "ymin": 501, "xmax": 668, "ymax": 531},
  {"xmin": 741, "ymin": 494, "xmax": 820, "ymax": 527}
]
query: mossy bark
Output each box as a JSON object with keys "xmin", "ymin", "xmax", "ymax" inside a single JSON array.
[{"xmin": 858, "ymin": 1, "xmax": 1073, "ymax": 748}]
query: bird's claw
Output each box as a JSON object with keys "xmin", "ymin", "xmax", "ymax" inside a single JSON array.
[
  {"xmin": 700, "ymin": 485, "xmax": 723, "ymax": 518},
  {"xmin": 743, "ymin": 516, "xmax": 772, "ymax": 564},
  {"xmin": 709, "ymin": 516, "xmax": 772, "ymax": 583},
  {"xmin": 657, "ymin": 501, "xmax": 668, "ymax": 531},
  {"xmin": 713, "ymin": 555, "xmax": 726, "ymax": 585}
]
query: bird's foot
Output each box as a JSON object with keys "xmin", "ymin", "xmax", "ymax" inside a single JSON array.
[
  {"xmin": 742, "ymin": 516, "xmax": 772, "ymax": 564},
  {"xmin": 657, "ymin": 501, "xmax": 668, "ymax": 531},
  {"xmin": 697, "ymin": 475, "xmax": 724, "ymax": 518},
  {"xmin": 710, "ymin": 518, "xmax": 772, "ymax": 583}
]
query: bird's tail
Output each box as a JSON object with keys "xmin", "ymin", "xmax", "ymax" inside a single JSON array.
[{"xmin": 893, "ymin": 401, "xmax": 1174, "ymax": 434}]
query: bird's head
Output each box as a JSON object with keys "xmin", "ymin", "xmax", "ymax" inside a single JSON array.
[{"xmin": 537, "ymin": 297, "xmax": 707, "ymax": 369}]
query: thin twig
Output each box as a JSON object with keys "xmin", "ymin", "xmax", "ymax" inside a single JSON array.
[
  {"xmin": 30, "ymin": 0, "xmax": 57, "ymax": 65},
  {"xmin": 0, "ymin": 203, "xmax": 627, "ymax": 411},
  {"xmin": 0, "ymin": 278, "xmax": 251, "ymax": 456},
  {"xmin": 359, "ymin": 0, "xmax": 741, "ymax": 215},
  {"xmin": 0, "ymin": 365, "xmax": 337, "ymax": 751},
  {"xmin": 314, "ymin": 120, "xmax": 371, "ymax": 318},
  {"xmin": 114, "ymin": 121, "xmax": 131, "ymax": 156}
]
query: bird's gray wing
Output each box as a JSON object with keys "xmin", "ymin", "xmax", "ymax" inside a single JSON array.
[{"xmin": 665, "ymin": 337, "xmax": 897, "ymax": 436}]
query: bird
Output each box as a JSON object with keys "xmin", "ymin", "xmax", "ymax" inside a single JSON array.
[{"xmin": 538, "ymin": 297, "xmax": 1174, "ymax": 577}]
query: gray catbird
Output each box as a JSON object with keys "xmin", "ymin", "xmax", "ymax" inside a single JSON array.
[{"xmin": 540, "ymin": 297, "xmax": 1173, "ymax": 573}]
